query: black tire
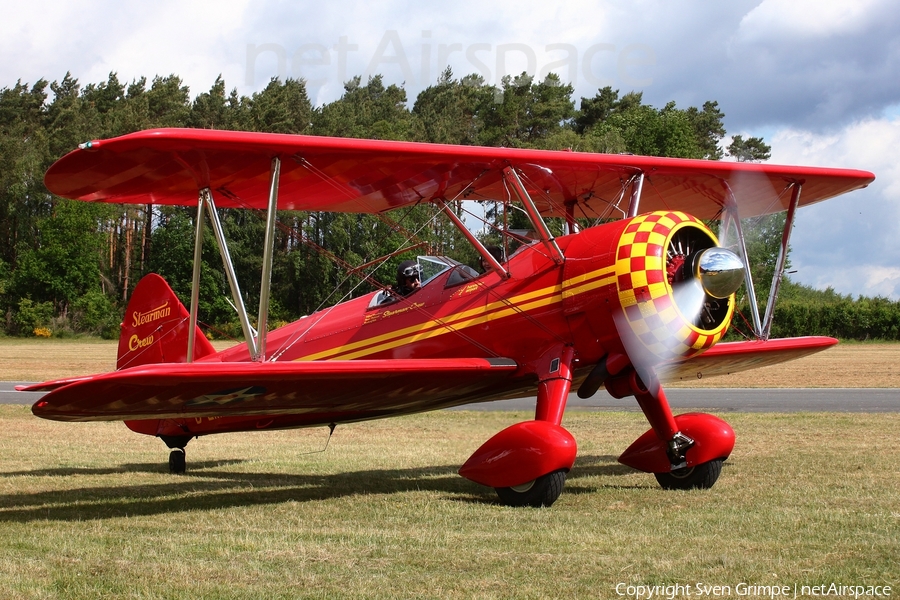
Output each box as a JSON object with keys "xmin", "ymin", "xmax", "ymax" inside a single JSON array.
[
  {"xmin": 495, "ymin": 469, "xmax": 566, "ymax": 507},
  {"xmin": 168, "ymin": 448, "xmax": 186, "ymax": 474},
  {"xmin": 654, "ymin": 459, "xmax": 722, "ymax": 490}
]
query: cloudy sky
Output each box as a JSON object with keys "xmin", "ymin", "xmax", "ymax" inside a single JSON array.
[{"xmin": 2, "ymin": 0, "xmax": 899, "ymax": 299}]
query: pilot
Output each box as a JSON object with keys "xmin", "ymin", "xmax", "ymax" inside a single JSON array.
[
  {"xmin": 392, "ymin": 260, "xmax": 421, "ymax": 297},
  {"xmin": 480, "ymin": 245, "xmax": 504, "ymax": 273}
]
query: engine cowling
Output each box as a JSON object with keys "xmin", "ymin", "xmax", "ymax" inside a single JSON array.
[
  {"xmin": 564, "ymin": 210, "xmax": 739, "ymax": 371},
  {"xmin": 613, "ymin": 211, "xmax": 735, "ymax": 362}
]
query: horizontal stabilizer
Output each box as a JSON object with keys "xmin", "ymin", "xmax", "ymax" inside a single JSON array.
[{"xmin": 16, "ymin": 376, "xmax": 94, "ymax": 393}]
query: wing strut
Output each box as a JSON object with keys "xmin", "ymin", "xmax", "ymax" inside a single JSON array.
[
  {"xmin": 502, "ymin": 167, "xmax": 564, "ymax": 264},
  {"xmin": 437, "ymin": 199, "xmax": 508, "ymax": 278},
  {"xmin": 187, "ymin": 196, "xmax": 206, "ymax": 363},
  {"xmin": 720, "ymin": 182, "xmax": 803, "ymax": 340},
  {"xmin": 721, "ymin": 191, "xmax": 763, "ymax": 337},
  {"xmin": 187, "ymin": 161, "xmax": 282, "ymax": 362},
  {"xmin": 626, "ymin": 172, "xmax": 645, "ymax": 218},
  {"xmin": 204, "ymin": 189, "xmax": 259, "ymax": 359},
  {"xmin": 762, "ymin": 183, "xmax": 801, "ymax": 339},
  {"xmin": 256, "ymin": 157, "xmax": 281, "ymax": 361},
  {"xmin": 565, "ymin": 201, "xmax": 579, "ymax": 235}
]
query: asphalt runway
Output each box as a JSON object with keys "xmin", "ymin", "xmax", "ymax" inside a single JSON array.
[
  {"xmin": 451, "ymin": 388, "xmax": 900, "ymax": 412},
  {"xmin": 3, "ymin": 382, "xmax": 899, "ymax": 412}
]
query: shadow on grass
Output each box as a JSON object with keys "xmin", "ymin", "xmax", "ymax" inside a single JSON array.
[
  {"xmin": 564, "ymin": 454, "xmax": 654, "ymax": 493},
  {"xmin": 0, "ymin": 459, "xmax": 247, "ymax": 478},
  {"xmin": 0, "ymin": 455, "xmax": 636, "ymax": 522},
  {"xmin": 569, "ymin": 454, "xmax": 636, "ymax": 478},
  {"xmin": 0, "ymin": 465, "xmax": 462, "ymax": 522}
]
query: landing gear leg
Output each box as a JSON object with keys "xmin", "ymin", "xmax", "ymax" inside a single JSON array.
[
  {"xmin": 160, "ymin": 435, "xmax": 192, "ymax": 475},
  {"xmin": 634, "ymin": 384, "xmax": 694, "ymax": 469},
  {"xmin": 534, "ymin": 345, "xmax": 575, "ymax": 426},
  {"xmin": 630, "ymin": 380, "xmax": 725, "ymax": 489},
  {"xmin": 494, "ymin": 346, "xmax": 575, "ymax": 507}
]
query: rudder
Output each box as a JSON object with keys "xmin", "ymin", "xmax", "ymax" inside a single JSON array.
[{"xmin": 117, "ymin": 273, "xmax": 216, "ymax": 369}]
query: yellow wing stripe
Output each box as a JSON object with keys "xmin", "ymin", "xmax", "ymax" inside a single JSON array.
[{"xmin": 296, "ymin": 265, "xmax": 616, "ymax": 361}]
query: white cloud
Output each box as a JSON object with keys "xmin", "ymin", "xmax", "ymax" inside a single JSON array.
[
  {"xmin": 736, "ymin": 0, "xmax": 887, "ymax": 41},
  {"xmin": 792, "ymin": 265, "xmax": 900, "ymax": 300},
  {"xmin": 1, "ymin": 0, "xmax": 252, "ymax": 97},
  {"xmin": 767, "ymin": 115, "xmax": 900, "ymax": 299}
]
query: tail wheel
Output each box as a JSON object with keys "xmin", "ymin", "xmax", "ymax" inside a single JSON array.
[
  {"xmin": 169, "ymin": 448, "xmax": 186, "ymax": 474},
  {"xmin": 654, "ymin": 458, "xmax": 723, "ymax": 490},
  {"xmin": 495, "ymin": 469, "xmax": 566, "ymax": 507}
]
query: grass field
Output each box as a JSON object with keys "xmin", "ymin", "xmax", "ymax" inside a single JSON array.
[
  {"xmin": 1, "ymin": 340, "xmax": 898, "ymax": 598},
  {"xmin": 0, "ymin": 408, "xmax": 897, "ymax": 599}
]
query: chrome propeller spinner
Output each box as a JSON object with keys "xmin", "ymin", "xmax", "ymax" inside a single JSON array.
[
  {"xmin": 692, "ymin": 248, "xmax": 745, "ymax": 299},
  {"xmin": 666, "ymin": 227, "xmax": 743, "ymax": 330}
]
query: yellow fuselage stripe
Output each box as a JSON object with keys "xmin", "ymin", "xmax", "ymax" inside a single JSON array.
[{"xmin": 296, "ymin": 265, "xmax": 616, "ymax": 361}]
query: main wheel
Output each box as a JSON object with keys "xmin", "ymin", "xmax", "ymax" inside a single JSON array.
[
  {"xmin": 168, "ymin": 448, "xmax": 186, "ymax": 474},
  {"xmin": 654, "ymin": 458, "xmax": 722, "ymax": 490},
  {"xmin": 495, "ymin": 469, "xmax": 566, "ymax": 507}
]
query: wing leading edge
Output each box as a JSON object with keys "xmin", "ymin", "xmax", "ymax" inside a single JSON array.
[
  {"xmin": 44, "ymin": 128, "xmax": 875, "ymax": 220},
  {"xmin": 30, "ymin": 357, "xmax": 519, "ymax": 422}
]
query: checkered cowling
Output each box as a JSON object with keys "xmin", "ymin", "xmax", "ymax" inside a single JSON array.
[{"xmin": 615, "ymin": 211, "xmax": 733, "ymax": 361}]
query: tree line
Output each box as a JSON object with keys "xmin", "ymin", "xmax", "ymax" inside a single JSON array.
[{"xmin": 1, "ymin": 69, "xmax": 896, "ymax": 341}]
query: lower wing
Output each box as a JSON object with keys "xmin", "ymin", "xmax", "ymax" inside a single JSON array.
[
  {"xmin": 661, "ymin": 336, "xmax": 837, "ymax": 382},
  {"xmin": 30, "ymin": 358, "xmax": 518, "ymax": 422}
]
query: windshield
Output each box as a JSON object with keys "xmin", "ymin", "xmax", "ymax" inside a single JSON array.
[{"xmin": 417, "ymin": 256, "xmax": 462, "ymax": 286}]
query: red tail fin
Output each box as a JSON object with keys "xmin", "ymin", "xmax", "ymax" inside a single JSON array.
[{"xmin": 117, "ymin": 273, "xmax": 216, "ymax": 369}]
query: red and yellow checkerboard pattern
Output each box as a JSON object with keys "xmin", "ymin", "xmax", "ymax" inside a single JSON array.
[{"xmin": 615, "ymin": 211, "xmax": 732, "ymax": 361}]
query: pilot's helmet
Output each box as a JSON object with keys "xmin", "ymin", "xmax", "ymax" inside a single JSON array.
[{"xmin": 397, "ymin": 260, "xmax": 421, "ymax": 284}]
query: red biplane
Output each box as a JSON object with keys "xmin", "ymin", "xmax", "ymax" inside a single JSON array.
[{"xmin": 22, "ymin": 128, "xmax": 874, "ymax": 507}]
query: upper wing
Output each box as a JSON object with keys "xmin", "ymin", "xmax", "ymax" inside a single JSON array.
[
  {"xmin": 660, "ymin": 336, "xmax": 838, "ymax": 382},
  {"xmin": 30, "ymin": 357, "xmax": 518, "ymax": 422},
  {"xmin": 44, "ymin": 128, "xmax": 874, "ymax": 220}
]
